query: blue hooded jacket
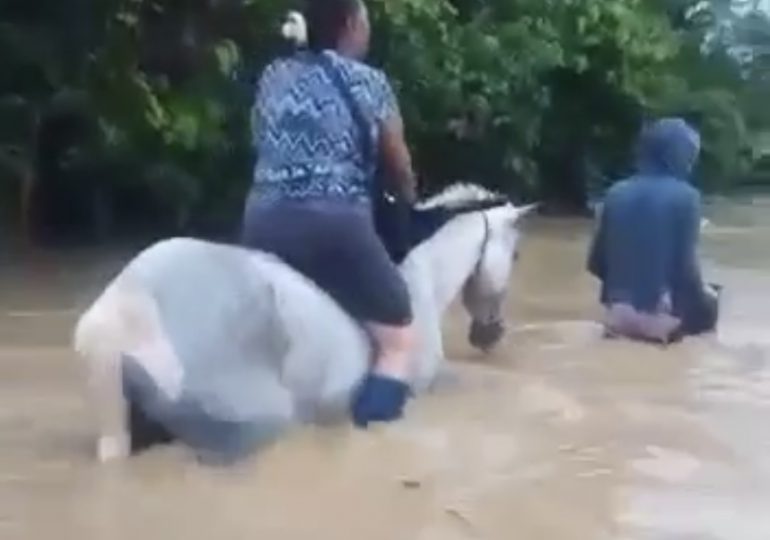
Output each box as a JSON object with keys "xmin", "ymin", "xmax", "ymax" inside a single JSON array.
[{"xmin": 588, "ymin": 118, "xmax": 704, "ymax": 318}]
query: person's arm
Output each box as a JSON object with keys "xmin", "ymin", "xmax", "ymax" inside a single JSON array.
[
  {"xmin": 379, "ymin": 113, "xmax": 417, "ymax": 203},
  {"xmin": 672, "ymin": 189, "xmax": 704, "ymax": 304},
  {"xmin": 369, "ymin": 70, "xmax": 417, "ymax": 203},
  {"xmin": 587, "ymin": 207, "xmax": 607, "ymax": 280}
]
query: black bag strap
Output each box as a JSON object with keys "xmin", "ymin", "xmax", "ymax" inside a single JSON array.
[
  {"xmin": 315, "ymin": 51, "xmax": 412, "ymax": 262},
  {"xmin": 315, "ymin": 52, "xmax": 375, "ymax": 175}
]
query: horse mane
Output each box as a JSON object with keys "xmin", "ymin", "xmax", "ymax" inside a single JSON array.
[
  {"xmin": 415, "ymin": 182, "xmax": 507, "ymax": 211},
  {"xmin": 377, "ymin": 182, "xmax": 510, "ymax": 264}
]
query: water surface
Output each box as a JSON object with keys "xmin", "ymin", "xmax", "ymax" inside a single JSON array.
[{"xmin": 1, "ymin": 197, "xmax": 769, "ymax": 539}]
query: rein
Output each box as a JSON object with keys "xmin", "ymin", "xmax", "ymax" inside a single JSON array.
[
  {"xmin": 472, "ymin": 212, "xmax": 491, "ymax": 278},
  {"xmin": 466, "ymin": 209, "xmax": 506, "ymax": 350}
]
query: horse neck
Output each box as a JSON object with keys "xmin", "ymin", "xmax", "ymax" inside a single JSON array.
[{"xmin": 403, "ymin": 212, "xmax": 485, "ymax": 314}]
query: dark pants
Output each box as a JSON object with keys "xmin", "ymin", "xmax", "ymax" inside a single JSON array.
[{"xmin": 241, "ymin": 194, "xmax": 412, "ymax": 326}]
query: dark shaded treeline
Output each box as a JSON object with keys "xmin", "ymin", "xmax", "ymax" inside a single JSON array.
[{"xmin": 0, "ymin": 0, "xmax": 768, "ymax": 244}]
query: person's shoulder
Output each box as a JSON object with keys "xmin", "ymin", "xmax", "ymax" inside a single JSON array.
[
  {"xmin": 605, "ymin": 177, "xmax": 635, "ymax": 199},
  {"xmin": 679, "ymin": 180, "xmax": 700, "ymax": 198},
  {"xmin": 326, "ymin": 51, "xmax": 389, "ymax": 87},
  {"xmin": 257, "ymin": 58, "xmax": 284, "ymax": 89},
  {"xmin": 275, "ymin": 52, "xmax": 306, "ymax": 70},
  {"xmin": 259, "ymin": 54, "xmax": 306, "ymax": 83},
  {"xmin": 665, "ymin": 178, "xmax": 700, "ymax": 205}
]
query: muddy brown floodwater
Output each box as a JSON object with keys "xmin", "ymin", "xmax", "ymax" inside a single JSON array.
[{"xmin": 2, "ymin": 196, "xmax": 770, "ymax": 540}]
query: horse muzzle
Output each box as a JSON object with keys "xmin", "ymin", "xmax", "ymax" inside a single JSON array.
[{"xmin": 469, "ymin": 319, "xmax": 505, "ymax": 352}]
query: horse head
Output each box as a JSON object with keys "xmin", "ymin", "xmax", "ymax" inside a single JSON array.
[{"xmin": 417, "ymin": 184, "xmax": 538, "ymax": 352}]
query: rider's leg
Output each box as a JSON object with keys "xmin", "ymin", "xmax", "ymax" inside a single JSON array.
[
  {"xmin": 242, "ymin": 198, "xmax": 416, "ymax": 378},
  {"xmin": 367, "ymin": 322, "xmax": 415, "ymax": 381},
  {"xmin": 242, "ymin": 199, "xmax": 415, "ymax": 426}
]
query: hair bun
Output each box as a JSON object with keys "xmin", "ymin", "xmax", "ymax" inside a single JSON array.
[{"xmin": 281, "ymin": 11, "xmax": 308, "ymax": 47}]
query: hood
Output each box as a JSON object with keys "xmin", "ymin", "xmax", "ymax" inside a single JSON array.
[{"xmin": 636, "ymin": 118, "xmax": 701, "ymax": 179}]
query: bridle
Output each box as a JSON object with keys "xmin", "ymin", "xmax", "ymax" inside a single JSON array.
[
  {"xmin": 471, "ymin": 211, "xmax": 492, "ymax": 279},
  {"xmin": 466, "ymin": 208, "xmax": 507, "ymax": 352}
]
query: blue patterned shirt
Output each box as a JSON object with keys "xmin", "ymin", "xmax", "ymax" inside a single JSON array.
[{"xmin": 251, "ymin": 50, "xmax": 398, "ymax": 204}]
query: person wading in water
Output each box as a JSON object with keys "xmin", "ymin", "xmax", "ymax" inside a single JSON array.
[{"xmin": 588, "ymin": 117, "xmax": 720, "ymax": 344}]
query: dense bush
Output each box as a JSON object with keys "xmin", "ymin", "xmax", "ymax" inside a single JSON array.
[{"xmin": 0, "ymin": 0, "xmax": 768, "ymax": 241}]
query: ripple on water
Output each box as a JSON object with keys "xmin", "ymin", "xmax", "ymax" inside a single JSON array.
[
  {"xmin": 632, "ymin": 446, "xmax": 701, "ymax": 483},
  {"xmin": 619, "ymin": 489, "xmax": 770, "ymax": 540}
]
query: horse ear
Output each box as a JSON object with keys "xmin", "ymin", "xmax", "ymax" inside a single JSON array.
[{"xmin": 509, "ymin": 203, "xmax": 539, "ymax": 226}]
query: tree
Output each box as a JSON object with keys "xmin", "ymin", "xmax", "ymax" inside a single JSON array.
[{"xmin": 1, "ymin": 0, "xmax": 769, "ymax": 242}]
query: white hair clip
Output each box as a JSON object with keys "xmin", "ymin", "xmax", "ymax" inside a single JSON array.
[{"xmin": 281, "ymin": 11, "xmax": 308, "ymax": 47}]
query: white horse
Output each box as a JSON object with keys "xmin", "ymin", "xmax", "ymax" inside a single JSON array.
[{"xmin": 74, "ymin": 183, "xmax": 536, "ymax": 462}]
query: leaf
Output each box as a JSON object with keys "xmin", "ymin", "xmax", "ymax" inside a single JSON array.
[
  {"xmin": 213, "ymin": 40, "xmax": 241, "ymax": 77},
  {"xmin": 115, "ymin": 12, "xmax": 139, "ymax": 28}
]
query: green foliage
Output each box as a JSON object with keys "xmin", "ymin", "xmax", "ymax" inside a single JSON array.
[
  {"xmin": 368, "ymin": 0, "xmax": 683, "ymax": 204},
  {"xmin": 0, "ymin": 0, "xmax": 769, "ymax": 240}
]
